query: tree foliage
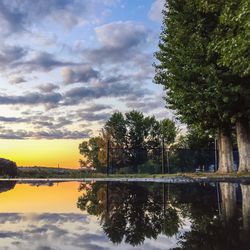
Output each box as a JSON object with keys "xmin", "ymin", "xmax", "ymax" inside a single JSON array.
[
  {"xmin": 0, "ymin": 158, "xmax": 17, "ymax": 177},
  {"xmin": 154, "ymin": 0, "xmax": 250, "ymax": 172},
  {"xmin": 79, "ymin": 111, "xmax": 177, "ymax": 172}
]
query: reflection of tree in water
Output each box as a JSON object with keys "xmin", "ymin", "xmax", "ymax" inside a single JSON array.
[
  {"xmin": 175, "ymin": 183, "xmax": 250, "ymax": 250},
  {"xmin": 240, "ymin": 184, "xmax": 250, "ymax": 246},
  {"xmin": 77, "ymin": 182, "xmax": 183, "ymax": 246},
  {"xmin": 0, "ymin": 181, "xmax": 16, "ymax": 193},
  {"xmin": 77, "ymin": 182, "xmax": 250, "ymax": 249}
]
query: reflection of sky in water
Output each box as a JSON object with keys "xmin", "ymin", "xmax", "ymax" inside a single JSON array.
[{"xmin": 0, "ymin": 182, "xmax": 190, "ymax": 250}]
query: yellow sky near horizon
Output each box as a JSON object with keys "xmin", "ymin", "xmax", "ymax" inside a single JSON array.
[
  {"xmin": 0, "ymin": 139, "xmax": 84, "ymax": 169},
  {"xmin": 0, "ymin": 182, "xmax": 82, "ymax": 213}
]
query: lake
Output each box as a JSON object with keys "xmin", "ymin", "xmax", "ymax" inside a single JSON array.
[{"xmin": 0, "ymin": 180, "xmax": 249, "ymax": 250}]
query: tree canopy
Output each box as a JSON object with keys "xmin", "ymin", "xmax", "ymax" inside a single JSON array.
[{"xmin": 79, "ymin": 111, "xmax": 177, "ymax": 173}]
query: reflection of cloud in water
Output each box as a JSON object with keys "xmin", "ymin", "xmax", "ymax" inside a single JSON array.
[{"xmin": 0, "ymin": 212, "xmax": 182, "ymax": 250}]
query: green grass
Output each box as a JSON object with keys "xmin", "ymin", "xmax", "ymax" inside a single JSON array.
[{"xmin": 2, "ymin": 170, "xmax": 250, "ymax": 179}]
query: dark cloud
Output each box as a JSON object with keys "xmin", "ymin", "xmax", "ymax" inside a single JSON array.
[
  {"xmin": 84, "ymin": 21, "xmax": 148, "ymax": 64},
  {"xmin": 0, "ymin": 129, "xmax": 30, "ymax": 139},
  {"xmin": 15, "ymin": 52, "xmax": 77, "ymax": 72},
  {"xmin": 0, "ymin": 0, "xmax": 84, "ymax": 34},
  {"xmin": 61, "ymin": 65, "xmax": 99, "ymax": 84},
  {"xmin": 126, "ymin": 98, "xmax": 164, "ymax": 112},
  {"xmin": 0, "ymin": 231, "xmax": 22, "ymax": 238},
  {"xmin": 29, "ymin": 116, "xmax": 72, "ymax": 129},
  {"xmin": 64, "ymin": 81, "xmax": 149, "ymax": 105},
  {"xmin": 0, "ymin": 92, "xmax": 62, "ymax": 105},
  {"xmin": 0, "ymin": 128, "xmax": 90, "ymax": 140},
  {"xmin": 33, "ymin": 130, "xmax": 90, "ymax": 139},
  {"xmin": 82, "ymin": 104, "xmax": 112, "ymax": 113},
  {"xmin": 0, "ymin": 1, "xmax": 26, "ymax": 33},
  {"xmin": 0, "ymin": 213, "xmax": 89, "ymax": 224},
  {"xmin": 79, "ymin": 112, "xmax": 110, "ymax": 122},
  {"xmin": 0, "ymin": 0, "xmax": 121, "ymax": 35},
  {"xmin": 9, "ymin": 76, "xmax": 27, "ymax": 84},
  {"xmin": 0, "ymin": 46, "xmax": 27, "ymax": 67},
  {"xmin": 36, "ymin": 117, "xmax": 72, "ymax": 129},
  {"xmin": 37, "ymin": 83, "xmax": 60, "ymax": 93},
  {"xmin": 0, "ymin": 116, "xmax": 29, "ymax": 123}
]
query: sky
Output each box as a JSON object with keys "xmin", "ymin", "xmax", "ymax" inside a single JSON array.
[{"xmin": 0, "ymin": 0, "xmax": 172, "ymax": 168}]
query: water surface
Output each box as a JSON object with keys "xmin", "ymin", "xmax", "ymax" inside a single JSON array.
[{"xmin": 0, "ymin": 180, "xmax": 249, "ymax": 250}]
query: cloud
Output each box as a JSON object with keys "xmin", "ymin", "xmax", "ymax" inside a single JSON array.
[
  {"xmin": 85, "ymin": 21, "xmax": 148, "ymax": 64},
  {"xmin": 0, "ymin": 92, "xmax": 62, "ymax": 105},
  {"xmin": 9, "ymin": 76, "xmax": 27, "ymax": 84},
  {"xmin": 0, "ymin": 46, "xmax": 27, "ymax": 68},
  {"xmin": 95, "ymin": 21, "xmax": 146, "ymax": 49},
  {"xmin": 0, "ymin": 0, "xmax": 122, "ymax": 35},
  {"xmin": 37, "ymin": 83, "xmax": 60, "ymax": 93},
  {"xmin": 82, "ymin": 104, "xmax": 112, "ymax": 113},
  {"xmin": 0, "ymin": 116, "xmax": 29, "ymax": 123},
  {"xmin": 61, "ymin": 65, "xmax": 99, "ymax": 84},
  {"xmin": 0, "ymin": 0, "xmax": 84, "ymax": 34},
  {"xmin": 15, "ymin": 52, "xmax": 77, "ymax": 72},
  {"xmin": 78, "ymin": 112, "xmax": 110, "ymax": 122},
  {"xmin": 148, "ymin": 0, "xmax": 165, "ymax": 22},
  {"xmin": 126, "ymin": 99, "xmax": 163, "ymax": 113},
  {"xmin": 0, "ymin": 128, "xmax": 90, "ymax": 139},
  {"xmin": 64, "ymin": 80, "xmax": 149, "ymax": 105}
]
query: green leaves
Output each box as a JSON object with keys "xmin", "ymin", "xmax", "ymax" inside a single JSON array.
[{"xmin": 154, "ymin": 0, "xmax": 250, "ymax": 133}]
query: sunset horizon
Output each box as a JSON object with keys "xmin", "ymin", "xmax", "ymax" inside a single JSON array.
[{"xmin": 0, "ymin": 0, "xmax": 168, "ymax": 168}]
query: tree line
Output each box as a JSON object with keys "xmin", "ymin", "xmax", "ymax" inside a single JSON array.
[
  {"xmin": 155, "ymin": 0, "xmax": 250, "ymax": 173},
  {"xmin": 79, "ymin": 110, "xmax": 222, "ymax": 173},
  {"xmin": 79, "ymin": 110, "xmax": 177, "ymax": 173}
]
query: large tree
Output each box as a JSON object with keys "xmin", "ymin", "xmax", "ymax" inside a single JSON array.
[
  {"xmin": 154, "ymin": 0, "xmax": 248, "ymax": 173},
  {"xmin": 210, "ymin": 0, "xmax": 250, "ymax": 172}
]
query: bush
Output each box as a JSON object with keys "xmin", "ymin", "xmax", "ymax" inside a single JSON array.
[
  {"xmin": 138, "ymin": 160, "xmax": 160, "ymax": 174},
  {"xmin": 0, "ymin": 158, "xmax": 18, "ymax": 177}
]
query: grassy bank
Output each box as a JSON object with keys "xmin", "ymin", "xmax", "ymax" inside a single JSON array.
[{"xmin": 2, "ymin": 168, "xmax": 250, "ymax": 182}]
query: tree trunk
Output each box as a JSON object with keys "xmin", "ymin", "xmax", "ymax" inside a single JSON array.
[
  {"xmin": 217, "ymin": 128, "xmax": 234, "ymax": 173},
  {"xmin": 236, "ymin": 119, "xmax": 250, "ymax": 173},
  {"xmin": 240, "ymin": 184, "xmax": 250, "ymax": 241},
  {"xmin": 220, "ymin": 183, "xmax": 237, "ymax": 223},
  {"xmin": 241, "ymin": 184, "xmax": 250, "ymax": 230}
]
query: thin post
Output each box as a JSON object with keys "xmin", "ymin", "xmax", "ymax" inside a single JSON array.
[
  {"xmin": 216, "ymin": 182, "xmax": 221, "ymax": 215},
  {"xmin": 162, "ymin": 137, "xmax": 165, "ymax": 174},
  {"xmin": 107, "ymin": 140, "xmax": 110, "ymax": 176},
  {"xmin": 106, "ymin": 182, "xmax": 109, "ymax": 214},
  {"xmin": 166, "ymin": 148, "xmax": 170, "ymax": 174},
  {"xmin": 163, "ymin": 183, "xmax": 166, "ymax": 214},
  {"xmin": 214, "ymin": 138, "xmax": 218, "ymax": 171}
]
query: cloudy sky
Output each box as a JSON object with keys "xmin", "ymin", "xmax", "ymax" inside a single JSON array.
[
  {"xmin": 0, "ymin": 0, "xmax": 171, "ymax": 168},
  {"xmin": 0, "ymin": 182, "xmax": 186, "ymax": 250}
]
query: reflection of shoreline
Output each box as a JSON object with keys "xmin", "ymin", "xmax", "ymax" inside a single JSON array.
[{"xmin": 0, "ymin": 181, "xmax": 16, "ymax": 193}]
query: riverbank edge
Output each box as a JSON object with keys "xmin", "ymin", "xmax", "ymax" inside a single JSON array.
[{"xmin": 1, "ymin": 173, "xmax": 250, "ymax": 183}]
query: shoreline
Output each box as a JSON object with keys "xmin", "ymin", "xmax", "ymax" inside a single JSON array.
[{"xmin": 1, "ymin": 174, "xmax": 250, "ymax": 183}]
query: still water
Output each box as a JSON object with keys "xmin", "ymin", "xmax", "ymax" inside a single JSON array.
[{"xmin": 0, "ymin": 180, "xmax": 249, "ymax": 250}]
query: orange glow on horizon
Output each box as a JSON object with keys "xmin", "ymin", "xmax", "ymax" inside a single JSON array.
[
  {"xmin": 0, "ymin": 139, "xmax": 85, "ymax": 169},
  {"xmin": 0, "ymin": 182, "xmax": 82, "ymax": 213}
]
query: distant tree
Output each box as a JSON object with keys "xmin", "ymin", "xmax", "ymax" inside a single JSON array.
[
  {"xmin": 0, "ymin": 158, "xmax": 18, "ymax": 177},
  {"xmin": 79, "ymin": 137, "xmax": 106, "ymax": 172},
  {"xmin": 79, "ymin": 111, "xmax": 178, "ymax": 173}
]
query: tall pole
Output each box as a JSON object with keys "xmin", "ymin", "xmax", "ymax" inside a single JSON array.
[
  {"xmin": 106, "ymin": 182, "xmax": 109, "ymax": 214},
  {"xmin": 162, "ymin": 137, "xmax": 165, "ymax": 174},
  {"xmin": 107, "ymin": 140, "xmax": 110, "ymax": 176},
  {"xmin": 166, "ymin": 148, "xmax": 170, "ymax": 174},
  {"xmin": 214, "ymin": 138, "xmax": 218, "ymax": 171}
]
